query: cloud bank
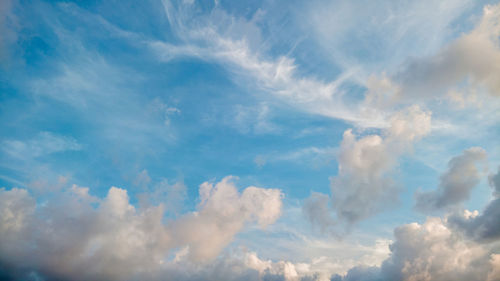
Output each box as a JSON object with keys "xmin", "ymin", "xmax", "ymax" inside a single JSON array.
[{"xmin": 0, "ymin": 177, "xmax": 283, "ymax": 281}]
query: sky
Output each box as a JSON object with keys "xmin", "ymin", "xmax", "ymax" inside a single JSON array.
[{"xmin": 0, "ymin": 0, "xmax": 500, "ymax": 280}]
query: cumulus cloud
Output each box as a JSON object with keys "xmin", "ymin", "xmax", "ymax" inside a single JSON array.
[
  {"xmin": 334, "ymin": 166, "xmax": 500, "ymax": 281},
  {"xmin": 380, "ymin": 217, "xmax": 493, "ymax": 281},
  {"xmin": 171, "ymin": 176, "xmax": 283, "ymax": 262},
  {"xmin": 305, "ymin": 105, "xmax": 431, "ymax": 228},
  {"xmin": 244, "ymin": 251, "xmax": 324, "ymax": 281},
  {"xmin": 0, "ymin": 176, "xmax": 283, "ymax": 280},
  {"xmin": 335, "ymin": 217, "xmax": 498, "ymax": 281},
  {"xmin": 415, "ymin": 147, "xmax": 487, "ymax": 212}
]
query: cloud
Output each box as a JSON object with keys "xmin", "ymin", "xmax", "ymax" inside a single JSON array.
[
  {"xmin": 303, "ymin": 193, "xmax": 336, "ymax": 233},
  {"xmin": 448, "ymin": 166, "xmax": 500, "ymax": 242},
  {"xmin": 171, "ymin": 176, "xmax": 283, "ymax": 262},
  {"xmin": 0, "ymin": 176, "xmax": 283, "ymax": 280},
  {"xmin": 305, "ymin": 105, "xmax": 431, "ymax": 228},
  {"xmin": 331, "ymin": 266, "xmax": 381, "ymax": 281},
  {"xmin": 244, "ymin": 251, "xmax": 321, "ymax": 281},
  {"xmin": 449, "ymin": 198, "xmax": 500, "ymax": 243},
  {"xmin": 150, "ymin": 0, "xmax": 388, "ymax": 128},
  {"xmin": 365, "ymin": 3, "xmax": 500, "ymax": 109},
  {"xmin": 335, "ymin": 216, "xmax": 498, "ymax": 281},
  {"xmin": 489, "ymin": 165, "xmax": 500, "ymax": 197},
  {"xmin": 379, "ymin": 217, "xmax": 493, "ymax": 281},
  {"xmin": 403, "ymin": 3, "xmax": 500, "ymax": 97},
  {"xmin": 415, "ymin": 147, "xmax": 487, "ymax": 212},
  {"xmin": 2, "ymin": 131, "xmax": 82, "ymax": 160},
  {"xmin": 334, "ymin": 166, "xmax": 500, "ymax": 281}
]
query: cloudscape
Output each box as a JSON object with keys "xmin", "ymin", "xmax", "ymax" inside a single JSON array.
[{"xmin": 1, "ymin": 0, "xmax": 500, "ymax": 280}]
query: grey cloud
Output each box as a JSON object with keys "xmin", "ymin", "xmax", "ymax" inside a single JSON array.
[
  {"xmin": 449, "ymin": 198, "xmax": 500, "ymax": 242},
  {"xmin": 399, "ymin": 4, "xmax": 500, "ymax": 98},
  {"xmin": 303, "ymin": 192, "xmax": 336, "ymax": 234},
  {"xmin": 330, "ymin": 266, "xmax": 381, "ymax": 281},
  {"xmin": 369, "ymin": 4, "xmax": 500, "ymax": 108},
  {"xmin": 379, "ymin": 218, "xmax": 493, "ymax": 281},
  {"xmin": 448, "ymin": 166, "xmax": 500, "ymax": 242},
  {"xmin": 415, "ymin": 147, "xmax": 487, "ymax": 212},
  {"xmin": 489, "ymin": 166, "xmax": 500, "ymax": 197}
]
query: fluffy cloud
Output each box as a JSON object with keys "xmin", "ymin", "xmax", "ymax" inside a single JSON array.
[
  {"xmin": 171, "ymin": 176, "xmax": 283, "ymax": 262},
  {"xmin": 305, "ymin": 105, "xmax": 431, "ymax": 228},
  {"xmin": 0, "ymin": 176, "xmax": 283, "ymax": 280},
  {"xmin": 415, "ymin": 147, "xmax": 487, "ymax": 212},
  {"xmin": 333, "ymin": 164, "xmax": 500, "ymax": 281},
  {"xmin": 335, "ymin": 216, "xmax": 498, "ymax": 281},
  {"xmin": 380, "ymin": 217, "xmax": 493, "ymax": 281}
]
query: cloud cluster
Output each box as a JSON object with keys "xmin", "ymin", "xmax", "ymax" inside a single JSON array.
[
  {"xmin": 334, "ymin": 216, "xmax": 499, "ymax": 281},
  {"xmin": 333, "ymin": 164, "xmax": 500, "ymax": 281},
  {"xmin": 305, "ymin": 105, "xmax": 431, "ymax": 228},
  {"xmin": 0, "ymin": 176, "xmax": 283, "ymax": 280},
  {"xmin": 415, "ymin": 147, "xmax": 487, "ymax": 212}
]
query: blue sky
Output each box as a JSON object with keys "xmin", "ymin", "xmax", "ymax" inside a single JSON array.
[{"xmin": 1, "ymin": 0, "xmax": 500, "ymax": 280}]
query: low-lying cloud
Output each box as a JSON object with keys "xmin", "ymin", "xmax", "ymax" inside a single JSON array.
[{"xmin": 0, "ymin": 176, "xmax": 283, "ymax": 281}]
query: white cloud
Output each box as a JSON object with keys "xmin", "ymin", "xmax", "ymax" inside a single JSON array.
[
  {"xmin": 380, "ymin": 217, "xmax": 492, "ymax": 281},
  {"xmin": 172, "ymin": 176, "xmax": 283, "ymax": 262},
  {"xmin": 334, "ymin": 216, "xmax": 498, "ymax": 281},
  {"xmin": 305, "ymin": 105, "xmax": 431, "ymax": 227},
  {"xmin": 0, "ymin": 176, "xmax": 283, "ymax": 280}
]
